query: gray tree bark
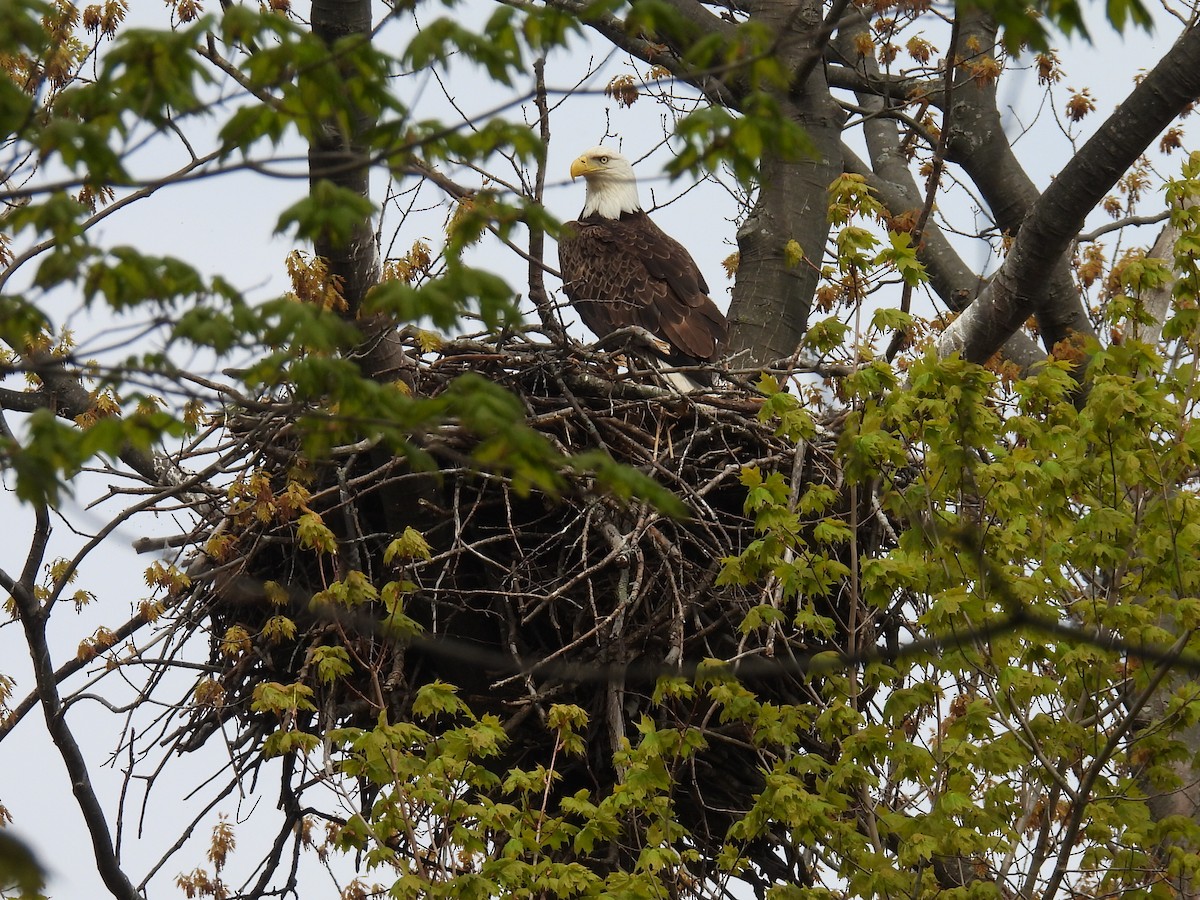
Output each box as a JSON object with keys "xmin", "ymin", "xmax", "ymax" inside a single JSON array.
[
  {"xmin": 310, "ymin": 0, "xmax": 415, "ymax": 386},
  {"xmin": 941, "ymin": 11, "xmax": 1096, "ymax": 354},
  {"xmin": 1131, "ymin": 215, "xmax": 1184, "ymax": 347},
  {"xmin": 937, "ymin": 23, "xmax": 1200, "ymax": 364},
  {"xmin": 724, "ymin": 0, "xmax": 846, "ymax": 367},
  {"xmin": 832, "ymin": 17, "xmax": 1046, "ymax": 372}
]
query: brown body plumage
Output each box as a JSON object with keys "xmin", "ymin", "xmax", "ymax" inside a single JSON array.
[{"xmin": 558, "ymin": 147, "xmax": 728, "ymax": 368}]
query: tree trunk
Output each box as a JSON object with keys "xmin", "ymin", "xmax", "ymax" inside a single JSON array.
[
  {"xmin": 309, "ymin": 0, "xmax": 414, "ymax": 385},
  {"xmin": 726, "ymin": 0, "xmax": 846, "ymax": 367},
  {"xmin": 309, "ymin": 0, "xmax": 378, "ymax": 312}
]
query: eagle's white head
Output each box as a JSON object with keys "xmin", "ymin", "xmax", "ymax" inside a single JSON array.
[{"xmin": 570, "ymin": 146, "xmax": 641, "ymax": 219}]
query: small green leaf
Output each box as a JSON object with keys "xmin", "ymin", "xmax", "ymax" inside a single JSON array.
[
  {"xmin": 309, "ymin": 646, "xmax": 354, "ymax": 685},
  {"xmin": 385, "ymin": 526, "xmax": 433, "ymax": 563},
  {"xmin": 412, "ymin": 680, "xmax": 468, "ymax": 718}
]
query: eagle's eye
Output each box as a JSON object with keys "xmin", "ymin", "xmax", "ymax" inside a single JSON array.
[{"xmin": 598, "ymin": 155, "xmax": 609, "ymax": 163}]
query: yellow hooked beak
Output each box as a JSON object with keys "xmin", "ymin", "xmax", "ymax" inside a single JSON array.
[{"xmin": 570, "ymin": 155, "xmax": 600, "ymax": 180}]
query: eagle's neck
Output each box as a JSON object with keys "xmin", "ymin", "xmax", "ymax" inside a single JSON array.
[{"xmin": 582, "ymin": 173, "xmax": 641, "ymax": 220}]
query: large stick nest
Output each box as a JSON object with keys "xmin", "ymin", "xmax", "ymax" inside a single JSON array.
[{"xmin": 175, "ymin": 333, "xmax": 877, "ymax": 881}]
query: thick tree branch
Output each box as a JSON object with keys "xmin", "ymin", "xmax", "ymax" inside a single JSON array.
[
  {"xmin": 938, "ymin": 23, "xmax": 1200, "ymax": 364},
  {"xmin": 824, "ymin": 63, "xmax": 942, "ymax": 110},
  {"xmin": 11, "ymin": 358, "xmax": 160, "ymax": 483},
  {"xmin": 536, "ymin": 0, "xmax": 739, "ymax": 106},
  {"xmin": 832, "ymin": 25, "xmax": 979, "ymax": 308},
  {"xmin": 829, "ymin": 17, "xmax": 1041, "ymax": 371},
  {"xmin": 941, "ymin": 11, "xmax": 1095, "ymax": 353},
  {"xmin": 658, "ymin": 0, "xmax": 738, "ymax": 41},
  {"xmin": 842, "ymin": 146, "xmax": 1046, "ymax": 371},
  {"xmin": 0, "ymin": 385, "xmax": 55, "ymax": 413},
  {"xmin": 1, "ymin": 568, "xmax": 141, "ymax": 900}
]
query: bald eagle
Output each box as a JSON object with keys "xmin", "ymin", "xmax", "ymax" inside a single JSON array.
[{"xmin": 557, "ymin": 147, "xmax": 728, "ymax": 386}]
